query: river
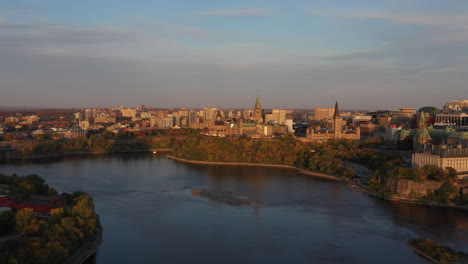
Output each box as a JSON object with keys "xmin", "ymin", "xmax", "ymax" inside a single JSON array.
[{"xmin": 1, "ymin": 153, "xmax": 467, "ymax": 264}]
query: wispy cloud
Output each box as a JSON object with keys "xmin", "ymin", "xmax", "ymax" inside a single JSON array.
[
  {"xmin": 200, "ymin": 9, "xmax": 271, "ymax": 17},
  {"xmin": 0, "ymin": 20, "xmax": 135, "ymax": 44},
  {"xmin": 307, "ymin": 9, "xmax": 468, "ymax": 29},
  {"xmin": 0, "ymin": 6, "xmax": 40, "ymax": 11}
]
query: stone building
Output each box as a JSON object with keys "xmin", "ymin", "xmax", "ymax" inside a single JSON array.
[
  {"xmin": 197, "ymin": 96, "xmax": 288, "ymax": 138},
  {"xmin": 412, "ymin": 142, "xmax": 468, "ymax": 179},
  {"xmin": 435, "ymin": 112, "xmax": 468, "ymax": 127},
  {"xmin": 411, "ymin": 112, "xmax": 468, "ymax": 178},
  {"xmin": 306, "ymin": 102, "xmax": 360, "ymax": 141}
]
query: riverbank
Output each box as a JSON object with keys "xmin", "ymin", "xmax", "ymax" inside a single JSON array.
[
  {"xmin": 0, "ymin": 148, "xmax": 173, "ymax": 160},
  {"xmin": 63, "ymin": 217, "xmax": 103, "ymax": 264},
  {"xmin": 166, "ymin": 155, "xmax": 343, "ymax": 182},
  {"xmin": 168, "ymin": 155, "xmax": 468, "ymax": 211}
]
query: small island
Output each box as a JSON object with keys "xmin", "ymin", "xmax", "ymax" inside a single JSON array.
[
  {"xmin": 191, "ymin": 188, "xmax": 254, "ymax": 206},
  {"xmin": 0, "ymin": 173, "xmax": 102, "ymax": 264},
  {"xmin": 408, "ymin": 238, "xmax": 467, "ymax": 264}
]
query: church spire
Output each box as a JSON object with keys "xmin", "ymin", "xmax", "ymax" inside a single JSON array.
[
  {"xmin": 419, "ymin": 111, "xmax": 426, "ymax": 128},
  {"xmin": 333, "ymin": 101, "xmax": 340, "ymax": 119},
  {"xmin": 333, "ymin": 101, "xmax": 341, "ymax": 138},
  {"xmin": 255, "ymin": 95, "xmax": 261, "ymax": 109},
  {"xmin": 254, "ymin": 95, "xmax": 263, "ymax": 123}
]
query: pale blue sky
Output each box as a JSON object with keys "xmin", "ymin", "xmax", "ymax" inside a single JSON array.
[{"xmin": 1, "ymin": 0, "xmax": 467, "ymax": 109}]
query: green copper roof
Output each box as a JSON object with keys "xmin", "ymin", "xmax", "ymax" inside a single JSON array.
[
  {"xmin": 419, "ymin": 111, "xmax": 426, "ymax": 127},
  {"xmin": 428, "ymin": 127, "xmax": 468, "ymax": 140},
  {"xmin": 403, "ymin": 126, "xmax": 468, "ymax": 141},
  {"xmin": 414, "ymin": 127, "xmax": 431, "ymax": 141},
  {"xmin": 255, "ymin": 95, "xmax": 261, "ymax": 109}
]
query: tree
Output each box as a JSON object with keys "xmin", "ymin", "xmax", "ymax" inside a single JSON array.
[
  {"xmin": 71, "ymin": 194, "xmax": 97, "ymax": 237},
  {"xmin": 15, "ymin": 209, "xmax": 35, "ymax": 235},
  {"xmin": 88, "ymin": 135, "xmax": 109, "ymax": 153},
  {"xmin": 101, "ymin": 130, "xmax": 115, "ymax": 140},
  {"xmin": 344, "ymin": 168, "xmax": 356, "ymax": 179},
  {"xmin": 25, "ymin": 174, "xmax": 48, "ymax": 195},
  {"xmin": 445, "ymin": 167, "xmax": 457, "ymax": 181},
  {"xmin": 435, "ymin": 181, "xmax": 459, "ymax": 204},
  {"xmin": 423, "ymin": 165, "xmax": 446, "ymax": 182}
]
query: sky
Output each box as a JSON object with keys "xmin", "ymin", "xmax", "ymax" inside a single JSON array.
[{"xmin": 0, "ymin": 0, "xmax": 467, "ymax": 110}]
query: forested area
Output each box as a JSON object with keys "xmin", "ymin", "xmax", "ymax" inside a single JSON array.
[{"xmin": 0, "ymin": 174, "xmax": 99, "ymax": 264}]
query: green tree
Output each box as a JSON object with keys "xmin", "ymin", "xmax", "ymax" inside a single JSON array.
[
  {"xmin": 71, "ymin": 194, "xmax": 97, "ymax": 237},
  {"xmin": 435, "ymin": 181, "xmax": 459, "ymax": 204}
]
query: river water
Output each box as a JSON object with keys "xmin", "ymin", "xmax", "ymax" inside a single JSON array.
[{"xmin": 0, "ymin": 153, "xmax": 467, "ymax": 264}]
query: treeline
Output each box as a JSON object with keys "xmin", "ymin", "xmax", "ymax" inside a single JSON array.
[
  {"xmin": 0, "ymin": 174, "xmax": 58, "ymax": 198},
  {"xmin": 0, "ymin": 192, "xmax": 98, "ymax": 264},
  {"xmin": 17, "ymin": 128, "xmax": 200, "ymax": 157},
  {"xmin": 114, "ymin": 128, "xmax": 199, "ymax": 138},
  {"xmin": 21, "ymin": 135, "xmax": 149, "ymax": 156},
  {"xmin": 171, "ymin": 134, "xmax": 363, "ymax": 178}
]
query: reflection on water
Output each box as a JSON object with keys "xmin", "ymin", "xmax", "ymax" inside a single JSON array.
[
  {"xmin": 1, "ymin": 153, "xmax": 467, "ymax": 264},
  {"xmin": 380, "ymin": 199, "xmax": 468, "ymax": 242}
]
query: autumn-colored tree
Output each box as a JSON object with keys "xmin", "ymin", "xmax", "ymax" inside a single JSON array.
[
  {"xmin": 72, "ymin": 194, "xmax": 97, "ymax": 237},
  {"xmin": 15, "ymin": 209, "xmax": 35, "ymax": 235}
]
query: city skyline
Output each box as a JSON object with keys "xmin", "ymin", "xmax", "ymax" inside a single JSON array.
[{"xmin": 1, "ymin": 0, "xmax": 467, "ymax": 109}]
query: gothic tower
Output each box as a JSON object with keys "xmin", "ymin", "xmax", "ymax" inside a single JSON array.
[
  {"xmin": 418, "ymin": 111, "xmax": 426, "ymax": 128},
  {"xmin": 254, "ymin": 95, "xmax": 263, "ymax": 123},
  {"xmin": 333, "ymin": 101, "xmax": 341, "ymax": 138},
  {"xmin": 238, "ymin": 112, "xmax": 245, "ymax": 134}
]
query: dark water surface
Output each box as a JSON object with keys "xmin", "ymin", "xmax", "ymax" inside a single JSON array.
[{"xmin": 1, "ymin": 153, "xmax": 467, "ymax": 264}]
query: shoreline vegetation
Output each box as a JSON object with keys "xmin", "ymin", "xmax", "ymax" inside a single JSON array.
[
  {"xmin": 1, "ymin": 149, "xmax": 173, "ymax": 160},
  {"xmin": 167, "ymin": 155, "xmax": 343, "ymax": 182},
  {"xmin": 408, "ymin": 238, "xmax": 467, "ymax": 264},
  {"xmin": 0, "ymin": 173, "xmax": 102, "ymax": 264}
]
